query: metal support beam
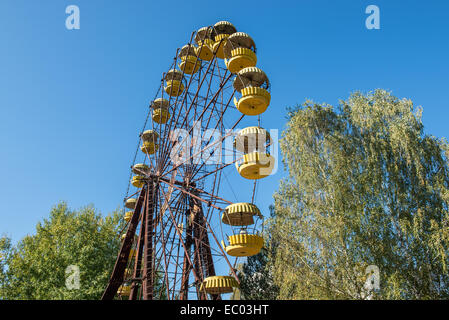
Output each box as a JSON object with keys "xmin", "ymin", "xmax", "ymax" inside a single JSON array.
[
  {"xmin": 142, "ymin": 182, "xmax": 156, "ymax": 300},
  {"xmin": 190, "ymin": 194, "xmax": 219, "ymax": 300},
  {"xmin": 129, "ymin": 204, "xmax": 146, "ymax": 300},
  {"xmin": 102, "ymin": 186, "xmax": 146, "ymax": 300},
  {"xmin": 179, "ymin": 207, "xmax": 193, "ymax": 300}
]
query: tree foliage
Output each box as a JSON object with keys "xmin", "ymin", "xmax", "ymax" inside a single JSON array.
[
  {"xmin": 0, "ymin": 202, "xmax": 123, "ymax": 300},
  {"xmin": 268, "ymin": 90, "xmax": 449, "ymax": 299},
  {"xmin": 238, "ymin": 247, "xmax": 279, "ymax": 300}
]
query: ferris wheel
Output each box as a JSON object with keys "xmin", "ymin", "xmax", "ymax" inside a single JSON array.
[{"xmin": 102, "ymin": 21, "xmax": 275, "ymax": 300}]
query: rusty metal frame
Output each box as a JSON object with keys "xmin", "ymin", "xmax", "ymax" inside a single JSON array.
[{"xmin": 103, "ymin": 24, "xmax": 257, "ymax": 300}]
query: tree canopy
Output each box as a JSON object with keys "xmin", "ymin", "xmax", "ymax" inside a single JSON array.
[
  {"xmin": 0, "ymin": 202, "xmax": 123, "ymax": 300},
  {"xmin": 267, "ymin": 90, "xmax": 449, "ymax": 299}
]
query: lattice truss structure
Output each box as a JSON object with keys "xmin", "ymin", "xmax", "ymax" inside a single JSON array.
[{"xmin": 102, "ymin": 21, "xmax": 276, "ymax": 300}]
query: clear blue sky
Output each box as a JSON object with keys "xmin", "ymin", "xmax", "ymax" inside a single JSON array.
[{"xmin": 1, "ymin": 0, "xmax": 448, "ymax": 245}]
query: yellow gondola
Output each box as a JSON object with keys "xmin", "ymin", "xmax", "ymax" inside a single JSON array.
[
  {"xmin": 164, "ymin": 69, "xmax": 185, "ymax": 96},
  {"xmin": 151, "ymin": 98, "xmax": 170, "ymax": 124},
  {"xmin": 117, "ymin": 285, "xmax": 131, "ymax": 296},
  {"xmin": 129, "ymin": 248, "xmax": 136, "ymax": 260},
  {"xmin": 131, "ymin": 175, "xmax": 145, "ymax": 188},
  {"xmin": 121, "ymin": 234, "xmax": 138, "ymax": 243},
  {"xmin": 223, "ymin": 32, "xmax": 257, "ymax": 74},
  {"xmin": 236, "ymin": 151, "xmax": 275, "ymax": 180},
  {"xmin": 140, "ymin": 141, "xmax": 158, "ymax": 155},
  {"xmin": 233, "ymin": 67, "xmax": 271, "ymax": 116},
  {"xmin": 194, "ymin": 27, "xmax": 214, "ymax": 61},
  {"xmin": 132, "ymin": 163, "xmax": 150, "ymax": 175},
  {"xmin": 211, "ymin": 21, "xmax": 237, "ymax": 59},
  {"xmin": 200, "ymin": 276, "xmax": 239, "ymax": 295},
  {"xmin": 234, "ymin": 126, "xmax": 271, "ymax": 154},
  {"xmin": 178, "ymin": 45, "xmax": 200, "ymax": 75},
  {"xmin": 222, "ymin": 233, "xmax": 264, "ymax": 257},
  {"xmin": 140, "ymin": 130, "xmax": 159, "ymax": 155},
  {"xmin": 124, "ymin": 211, "xmax": 133, "ymax": 222},
  {"xmin": 222, "ymin": 202, "xmax": 261, "ymax": 226},
  {"xmin": 125, "ymin": 198, "xmax": 137, "ymax": 209}
]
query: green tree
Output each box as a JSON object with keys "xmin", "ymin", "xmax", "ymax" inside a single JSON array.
[
  {"xmin": 269, "ymin": 90, "xmax": 449, "ymax": 299},
  {"xmin": 238, "ymin": 248, "xmax": 279, "ymax": 300},
  {"xmin": 0, "ymin": 236, "xmax": 13, "ymax": 298},
  {"xmin": 0, "ymin": 202, "xmax": 124, "ymax": 299}
]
